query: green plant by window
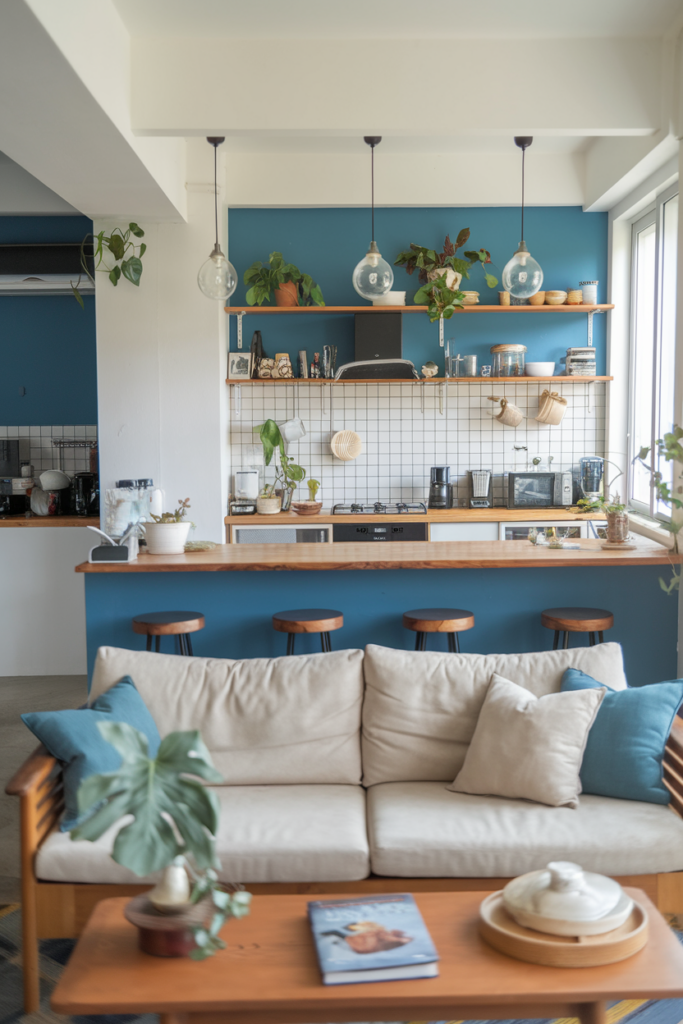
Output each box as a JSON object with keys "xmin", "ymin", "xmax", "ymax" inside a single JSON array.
[
  {"xmin": 577, "ymin": 495, "xmax": 627, "ymax": 515},
  {"xmin": 634, "ymin": 426, "xmax": 683, "ymax": 593},
  {"xmin": 243, "ymin": 252, "xmax": 325, "ymax": 307},
  {"xmin": 149, "ymin": 498, "xmax": 191, "ymax": 524},
  {"xmin": 394, "ymin": 231, "xmax": 497, "ymax": 322},
  {"xmin": 71, "ymin": 721, "xmax": 251, "ymax": 959},
  {"xmin": 254, "ymin": 419, "xmax": 306, "ymax": 496},
  {"xmin": 72, "ymin": 223, "xmax": 146, "ymax": 308}
]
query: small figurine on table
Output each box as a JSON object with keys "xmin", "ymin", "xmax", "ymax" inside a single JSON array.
[{"xmin": 310, "ymin": 352, "xmax": 321, "ymax": 378}]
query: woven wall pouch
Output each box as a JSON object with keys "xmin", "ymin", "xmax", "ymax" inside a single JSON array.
[
  {"xmin": 488, "ymin": 396, "xmax": 524, "ymax": 427},
  {"xmin": 535, "ymin": 390, "xmax": 567, "ymax": 425}
]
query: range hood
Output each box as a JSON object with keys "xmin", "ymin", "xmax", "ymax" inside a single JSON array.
[
  {"xmin": 0, "ymin": 243, "xmax": 95, "ymax": 296},
  {"xmin": 334, "ymin": 358, "xmax": 419, "ymax": 381}
]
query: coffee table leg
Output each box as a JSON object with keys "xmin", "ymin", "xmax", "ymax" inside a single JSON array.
[{"xmin": 578, "ymin": 1000, "xmax": 606, "ymax": 1024}]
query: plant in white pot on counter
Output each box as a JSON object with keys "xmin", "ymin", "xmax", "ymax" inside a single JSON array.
[
  {"xmin": 144, "ymin": 498, "xmax": 194, "ymax": 554},
  {"xmin": 254, "ymin": 420, "xmax": 306, "ymax": 514}
]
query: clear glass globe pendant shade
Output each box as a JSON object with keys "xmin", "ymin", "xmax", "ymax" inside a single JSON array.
[
  {"xmin": 352, "ymin": 241, "xmax": 394, "ymax": 300},
  {"xmin": 501, "ymin": 242, "xmax": 543, "ymax": 299},
  {"xmin": 197, "ymin": 243, "xmax": 237, "ymax": 301}
]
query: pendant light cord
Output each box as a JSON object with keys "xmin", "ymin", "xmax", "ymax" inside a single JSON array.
[
  {"xmin": 371, "ymin": 142, "xmax": 375, "ymax": 241},
  {"xmin": 521, "ymin": 144, "xmax": 525, "ymax": 242},
  {"xmin": 214, "ymin": 142, "xmax": 219, "ymax": 247}
]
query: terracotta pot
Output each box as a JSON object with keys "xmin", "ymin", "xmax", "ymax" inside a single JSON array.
[{"xmin": 274, "ymin": 281, "xmax": 299, "ymax": 307}]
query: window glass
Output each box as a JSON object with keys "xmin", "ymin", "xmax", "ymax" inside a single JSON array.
[
  {"xmin": 656, "ymin": 194, "xmax": 678, "ymax": 517},
  {"xmin": 630, "ymin": 219, "xmax": 656, "ymax": 509}
]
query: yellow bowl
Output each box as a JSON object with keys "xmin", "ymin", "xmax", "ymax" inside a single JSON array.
[
  {"xmin": 545, "ymin": 290, "xmax": 567, "ymax": 305},
  {"xmin": 528, "ymin": 292, "xmax": 546, "ymax": 306}
]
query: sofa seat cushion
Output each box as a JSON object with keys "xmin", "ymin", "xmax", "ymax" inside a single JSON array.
[
  {"xmin": 367, "ymin": 782, "xmax": 683, "ymax": 877},
  {"xmin": 37, "ymin": 785, "xmax": 369, "ymax": 884}
]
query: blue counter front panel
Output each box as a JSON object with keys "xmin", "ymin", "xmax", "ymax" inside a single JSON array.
[{"xmin": 85, "ymin": 566, "xmax": 676, "ymax": 689}]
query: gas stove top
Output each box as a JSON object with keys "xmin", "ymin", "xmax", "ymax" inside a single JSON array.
[{"xmin": 332, "ymin": 502, "xmax": 428, "ymax": 515}]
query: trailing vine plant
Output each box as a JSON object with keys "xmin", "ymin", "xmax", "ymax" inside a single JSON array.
[
  {"xmin": 634, "ymin": 426, "xmax": 683, "ymax": 593},
  {"xmin": 72, "ymin": 222, "xmax": 146, "ymax": 308}
]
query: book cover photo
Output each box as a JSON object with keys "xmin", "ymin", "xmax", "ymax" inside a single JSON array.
[{"xmin": 308, "ymin": 893, "xmax": 439, "ymax": 985}]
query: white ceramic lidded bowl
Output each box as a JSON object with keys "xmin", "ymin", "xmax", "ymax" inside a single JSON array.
[
  {"xmin": 525, "ymin": 362, "xmax": 556, "ymax": 377},
  {"xmin": 503, "ymin": 861, "xmax": 634, "ymax": 936}
]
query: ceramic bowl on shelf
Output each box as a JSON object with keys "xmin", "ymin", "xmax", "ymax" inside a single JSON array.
[
  {"xmin": 525, "ymin": 362, "xmax": 556, "ymax": 377},
  {"xmin": 545, "ymin": 290, "xmax": 568, "ymax": 305},
  {"xmin": 372, "ymin": 291, "xmax": 406, "ymax": 306},
  {"xmin": 460, "ymin": 291, "xmax": 480, "ymax": 305},
  {"xmin": 291, "ymin": 501, "xmax": 323, "ymax": 516}
]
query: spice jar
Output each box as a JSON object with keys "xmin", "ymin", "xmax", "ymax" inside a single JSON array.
[{"xmin": 491, "ymin": 343, "xmax": 527, "ymax": 377}]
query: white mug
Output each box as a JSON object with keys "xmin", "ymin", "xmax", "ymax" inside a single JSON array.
[{"xmin": 280, "ymin": 417, "xmax": 306, "ymax": 445}]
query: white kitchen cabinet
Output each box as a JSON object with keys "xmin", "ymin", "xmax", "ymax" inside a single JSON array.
[{"xmin": 430, "ymin": 522, "xmax": 500, "ymax": 542}]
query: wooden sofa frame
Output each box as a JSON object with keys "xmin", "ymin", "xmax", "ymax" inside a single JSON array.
[{"xmin": 8, "ymin": 716, "xmax": 683, "ymax": 1013}]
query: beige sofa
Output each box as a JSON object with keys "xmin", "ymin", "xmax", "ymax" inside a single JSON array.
[{"xmin": 9, "ymin": 641, "xmax": 683, "ymax": 1012}]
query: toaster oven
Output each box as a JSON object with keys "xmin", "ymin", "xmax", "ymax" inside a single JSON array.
[{"xmin": 507, "ymin": 471, "xmax": 573, "ymax": 508}]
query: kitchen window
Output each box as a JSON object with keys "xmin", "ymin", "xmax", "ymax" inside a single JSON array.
[{"xmin": 628, "ymin": 183, "xmax": 679, "ymax": 519}]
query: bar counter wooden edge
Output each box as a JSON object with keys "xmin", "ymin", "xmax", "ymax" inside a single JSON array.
[
  {"xmin": 75, "ymin": 536, "xmax": 681, "ymax": 573},
  {"xmin": 0, "ymin": 515, "xmax": 100, "ymax": 528},
  {"xmin": 225, "ymin": 508, "xmax": 609, "ymax": 525}
]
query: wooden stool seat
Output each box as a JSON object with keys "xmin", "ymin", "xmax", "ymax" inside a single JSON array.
[
  {"xmin": 541, "ymin": 606, "xmax": 613, "ymax": 650},
  {"xmin": 132, "ymin": 611, "xmax": 205, "ymax": 655},
  {"xmin": 272, "ymin": 608, "xmax": 343, "ymax": 655},
  {"xmin": 403, "ymin": 607, "xmax": 475, "ymax": 653}
]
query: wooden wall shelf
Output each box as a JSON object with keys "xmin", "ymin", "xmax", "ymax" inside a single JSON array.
[
  {"xmin": 225, "ymin": 304, "xmax": 614, "ymax": 315},
  {"xmin": 226, "ymin": 376, "xmax": 612, "ymax": 385}
]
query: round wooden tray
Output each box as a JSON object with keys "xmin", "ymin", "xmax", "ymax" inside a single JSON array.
[{"xmin": 479, "ymin": 891, "xmax": 649, "ymax": 968}]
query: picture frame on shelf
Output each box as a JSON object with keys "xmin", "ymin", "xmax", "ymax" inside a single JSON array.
[{"xmin": 228, "ymin": 352, "xmax": 252, "ymax": 380}]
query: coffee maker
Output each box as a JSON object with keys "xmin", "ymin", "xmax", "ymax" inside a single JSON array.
[
  {"xmin": 74, "ymin": 472, "xmax": 99, "ymax": 517},
  {"xmin": 428, "ymin": 466, "xmax": 452, "ymax": 509}
]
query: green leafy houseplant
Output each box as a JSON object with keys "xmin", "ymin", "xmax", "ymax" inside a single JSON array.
[
  {"xmin": 634, "ymin": 426, "xmax": 683, "ymax": 593},
  {"xmin": 395, "ymin": 230, "xmax": 498, "ymax": 322},
  {"xmin": 71, "ymin": 721, "xmax": 251, "ymax": 959},
  {"xmin": 255, "ymin": 419, "xmax": 306, "ymax": 497},
  {"xmin": 149, "ymin": 497, "xmax": 192, "ymax": 524},
  {"xmin": 244, "ymin": 252, "xmax": 325, "ymax": 307},
  {"xmin": 72, "ymin": 223, "xmax": 146, "ymax": 308}
]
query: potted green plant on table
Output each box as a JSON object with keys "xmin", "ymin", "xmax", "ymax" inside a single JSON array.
[
  {"xmin": 72, "ymin": 223, "xmax": 146, "ymax": 308},
  {"xmin": 144, "ymin": 498, "xmax": 193, "ymax": 554},
  {"xmin": 71, "ymin": 721, "xmax": 251, "ymax": 959},
  {"xmin": 254, "ymin": 419, "xmax": 306, "ymax": 513},
  {"xmin": 244, "ymin": 252, "xmax": 325, "ymax": 307},
  {"xmin": 394, "ymin": 230, "xmax": 497, "ymax": 322}
]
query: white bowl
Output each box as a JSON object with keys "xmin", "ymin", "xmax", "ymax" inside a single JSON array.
[
  {"xmin": 372, "ymin": 291, "xmax": 406, "ymax": 306},
  {"xmin": 39, "ymin": 469, "xmax": 71, "ymax": 491},
  {"xmin": 525, "ymin": 362, "xmax": 556, "ymax": 377}
]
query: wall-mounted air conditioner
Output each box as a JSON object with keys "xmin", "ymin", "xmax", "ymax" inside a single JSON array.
[{"xmin": 0, "ymin": 243, "xmax": 95, "ymax": 296}]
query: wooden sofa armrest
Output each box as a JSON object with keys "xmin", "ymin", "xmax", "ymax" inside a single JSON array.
[
  {"xmin": 6, "ymin": 743, "xmax": 58, "ymax": 797},
  {"xmin": 5, "ymin": 743, "xmax": 64, "ymax": 851},
  {"xmin": 663, "ymin": 717, "xmax": 683, "ymax": 818}
]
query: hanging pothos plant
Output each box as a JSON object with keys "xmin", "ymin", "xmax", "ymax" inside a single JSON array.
[
  {"xmin": 395, "ymin": 230, "xmax": 497, "ymax": 322},
  {"xmin": 72, "ymin": 222, "xmax": 146, "ymax": 308}
]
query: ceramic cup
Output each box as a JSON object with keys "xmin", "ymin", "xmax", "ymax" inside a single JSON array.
[{"xmin": 280, "ymin": 417, "xmax": 306, "ymax": 444}]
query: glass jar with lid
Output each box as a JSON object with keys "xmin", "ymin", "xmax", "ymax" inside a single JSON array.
[{"xmin": 490, "ymin": 343, "xmax": 527, "ymax": 377}]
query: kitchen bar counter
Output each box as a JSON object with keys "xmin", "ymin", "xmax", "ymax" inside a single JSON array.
[
  {"xmin": 75, "ymin": 537, "xmax": 679, "ymax": 573},
  {"xmin": 225, "ymin": 508, "xmax": 607, "ymax": 526},
  {"xmin": 0, "ymin": 515, "xmax": 100, "ymax": 528}
]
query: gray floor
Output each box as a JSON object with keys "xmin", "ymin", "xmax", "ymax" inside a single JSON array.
[{"xmin": 0, "ymin": 675, "xmax": 86, "ymax": 903}]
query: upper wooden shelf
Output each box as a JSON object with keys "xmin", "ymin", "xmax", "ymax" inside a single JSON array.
[
  {"xmin": 224, "ymin": 304, "xmax": 614, "ymax": 314},
  {"xmin": 226, "ymin": 376, "xmax": 612, "ymax": 385}
]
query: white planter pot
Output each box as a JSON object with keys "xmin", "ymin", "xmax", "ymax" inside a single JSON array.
[
  {"xmin": 256, "ymin": 495, "xmax": 281, "ymax": 515},
  {"xmin": 428, "ymin": 267, "xmax": 462, "ymax": 291},
  {"xmin": 144, "ymin": 521, "xmax": 191, "ymax": 555}
]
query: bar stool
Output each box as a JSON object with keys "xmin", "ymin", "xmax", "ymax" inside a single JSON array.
[
  {"xmin": 272, "ymin": 609, "xmax": 343, "ymax": 655},
  {"xmin": 132, "ymin": 611, "xmax": 205, "ymax": 655},
  {"xmin": 541, "ymin": 607, "xmax": 614, "ymax": 650},
  {"xmin": 403, "ymin": 608, "xmax": 475, "ymax": 652}
]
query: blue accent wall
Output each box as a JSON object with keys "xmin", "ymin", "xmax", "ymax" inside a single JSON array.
[
  {"xmin": 85, "ymin": 564, "xmax": 675, "ymax": 688},
  {"xmin": 0, "ymin": 216, "xmax": 97, "ymax": 425},
  {"xmin": 227, "ymin": 206, "xmax": 608, "ymax": 375}
]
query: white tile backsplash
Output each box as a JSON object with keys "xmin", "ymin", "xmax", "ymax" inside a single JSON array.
[
  {"xmin": 229, "ymin": 382, "xmax": 606, "ymax": 507},
  {"xmin": 1, "ymin": 425, "xmax": 97, "ymax": 476}
]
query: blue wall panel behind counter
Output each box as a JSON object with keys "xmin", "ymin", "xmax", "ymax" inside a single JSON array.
[
  {"xmin": 227, "ymin": 206, "xmax": 608, "ymax": 376},
  {"xmin": 0, "ymin": 216, "xmax": 97, "ymax": 424}
]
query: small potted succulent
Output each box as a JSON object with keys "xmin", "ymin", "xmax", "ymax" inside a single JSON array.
[
  {"xmin": 144, "ymin": 498, "xmax": 193, "ymax": 554},
  {"xmin": 394, "ymin": 230, "xmax": 497, "ymax": 322},
  {"xmin": 244, "ymin": 252, "xmax": 325, "ymax": 307},
  {"xmin": 254, "ymin": 420, "xmax": 306, "ymax": 513},
  {"xmin": 292, "ymin": 478, "xmax": 322, "ymax": 516}
]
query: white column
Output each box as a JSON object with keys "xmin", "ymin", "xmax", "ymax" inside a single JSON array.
[{"xmin": 95, "ymin": 139, "xmax": 229, "ymax": 543}]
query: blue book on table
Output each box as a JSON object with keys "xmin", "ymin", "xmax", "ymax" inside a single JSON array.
[{"xmin": 307, "ymin": 893, "xmax": 439, "ymax": 985}]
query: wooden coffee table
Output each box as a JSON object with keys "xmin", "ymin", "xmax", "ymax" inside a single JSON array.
[{"xmin": 51, "ymin": 890, "xmax": 683, "ymax": 1024}]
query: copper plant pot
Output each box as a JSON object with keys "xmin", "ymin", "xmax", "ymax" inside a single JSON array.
[
  {"xmin": 274, "ymin": 281, "xmax": 299, "ymax": 307},
  {"xmin": 606, "ymin": 511, "xmax": 629, "ymax": 544}
]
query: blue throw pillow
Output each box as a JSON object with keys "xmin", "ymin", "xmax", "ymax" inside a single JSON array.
[
  {"xmin": 561, "ymin": 668, "xmax": 683, "ymax": 804},
  {"xmin": 21, "ymin": 676, "xmax": 160, "ymax": 831}
]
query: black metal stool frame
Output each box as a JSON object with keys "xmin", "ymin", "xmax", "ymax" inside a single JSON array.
[
  {"xmin": 286, "ymin": 631, "xmax": 333, "ymax": 656},
  {"xmin": 552, "ymin": 630, "xmax": 605, "ymax": 650},
  {"xmin": 145, "ymin": 633, "xmax": 195, "ymax": 655},
  {"xmin": 414, "ymin": 631, "xmax": 461, "ymax": 653}
]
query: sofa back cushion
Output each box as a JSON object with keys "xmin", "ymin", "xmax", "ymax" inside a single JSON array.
[
  {"xmin": 91, "ymin": 647, "xmax": 364, "ymax": 785},
  {"xmin": 361, "ymin": 643, "xmax": 627, "ymax": 786}
]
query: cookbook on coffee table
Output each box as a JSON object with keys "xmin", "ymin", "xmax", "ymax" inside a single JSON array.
[{"xmin": 307, "ymin": 893, "xmax": 439, "ymax": 985}]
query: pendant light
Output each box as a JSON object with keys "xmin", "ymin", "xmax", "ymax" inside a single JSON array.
[
  {"xmin": 197, "ymin": 136, "xmax": 237, "ymax": 301},
  {"xmin": 352, "ymin": 136, "xmax": 394, "ymax": 300},
  {"xmin": 501, "ymin": 136, "xmax": 543, "ymax": 300}
]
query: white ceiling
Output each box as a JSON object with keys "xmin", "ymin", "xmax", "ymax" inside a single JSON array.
[
  {"xmin": 221, "ymin": 135, "xmax": 591, "ymax": 155},
  {"xmin": 112, "ymin": 0, "xmax": 683, "ymax": 38}
]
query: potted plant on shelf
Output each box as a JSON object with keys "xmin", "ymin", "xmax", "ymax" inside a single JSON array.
[
  {"xmin": 394, "ymin": 230, "xmax": 498, "ymax": 322},
  {"xmin": 254, "ymin": 419, "xmax": 306, "ymax": 513},
  {"xmin": 244, "ymin": 252, "xmax": 325, "ymax": 308},
  {"xmin": 292, "ymin": 478, "xmax": 322, "ymax": 516},
  {"xmin": 144, "ymin": 498, "xmax": 193, "ymax": 554},
  {"xmin": 71, "ymin": 721, "xmax": 251, "ymax": 959}
]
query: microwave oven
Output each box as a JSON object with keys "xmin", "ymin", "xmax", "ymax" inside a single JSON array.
[{"xmin": 507, "ymin": 471, "xmax": 573, "ymax": 509}]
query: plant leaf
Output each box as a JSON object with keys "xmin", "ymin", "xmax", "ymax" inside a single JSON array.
[
  {"xmin": 121, "ymin": 256, "xmax": 143, "ymax": 286},
  {"xmin": 109, "ymin": 265, "xmax": 121, "ymax": 286},
  {"xmin": 128, "ymin": 223, "xmax": 145, "ymax": 238},
  {"xmin": 138, "ymin": 242, "xmax": 147, "ymax": 258},
  {"xmin": 454, "ymin": 228, "xmax": 470, "ymax": 250},
  {"xmin": 107, "ymin": 234, "xmax": 126, "ymax": 261},
  {"xmin": 71, "ymin": 284, "xmax": 85, "ymax": 309}
]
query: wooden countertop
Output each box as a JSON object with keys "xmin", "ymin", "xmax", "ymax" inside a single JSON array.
[
  {"xmin": 75, "ymin": 537, "xmax": 680, "ymax": 573},
  {"xmin": 0, "ymin": 515, "xmax": 99, "ymax": 529},
  {"xmin": 225, "ymin": 508, "xmax": 607, "ymax": 525}
]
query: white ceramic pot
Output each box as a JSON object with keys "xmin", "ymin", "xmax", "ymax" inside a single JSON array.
[
  {"xmin": 256, "ymin": 495, "xmax": 281, "ymax": 514},
  {"xmin": 429, "ymin": 267, "xmax": 462, "ymax": 291},
  {"xmin": 144, "ymin": 521, "xmax": 191, "ymax": 555},
  {"xmin": 148, "ymin": 857, "xmax": 191, "ymax": 914}
]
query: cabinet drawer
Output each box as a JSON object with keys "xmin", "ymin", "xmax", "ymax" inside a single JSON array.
[{"xmin": 430, "ymin": 523, "xmax": 500, "ymax": 542}]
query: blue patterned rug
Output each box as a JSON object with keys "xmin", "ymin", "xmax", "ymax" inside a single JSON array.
[{"xmin": 2, "ymin": 903, "xmax": 683, "ymax": 1024}]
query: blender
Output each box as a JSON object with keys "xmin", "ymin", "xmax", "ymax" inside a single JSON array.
[{"xmin": 579, "ymin": 457, "xmax": 604, "ymax": 502}]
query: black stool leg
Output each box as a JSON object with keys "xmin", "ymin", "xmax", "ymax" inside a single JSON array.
[
  {"xmin": 563, "ymin": 631, "xmax": 569, "ymax": 650},
  {"xmin": 321, "ymin": 631, "xmax": 332, "ymax": 653},
  {"xmin": 589, "ymin": 632, "xmax": 596, "ymax": 647},
  {"xmin": 320, "ymin": 632, "xmax": 326, "ymax": 653},
  {"xmin": 448, "ymin": 632, "xmax": 456, "ymax": 653},
  {"xmin": 180, "ymin": 634, "xmax": 189, "ymax": 656},
  {"xmin": 155, "ymin": 635, "xmax": 161, "ymax": 653},
  {"xmin": 455, "ymin": 631, "xmax": 461, "ymax": 653},
  {"xmin": 146, "ymin": 635, "xmax": 152, "ymax": 652},
  {"xmin": 553, "ymin": 630, "xmax": 559, "ymax": 651},
  {"xmin": 286, "ymin": 633, "xmax": 295, "ymax": 656},
  {"xmin": 598, "ymin": 631, "xmax": 604, "ymax": 644},
  {"xmin": 415, "ymin": 632, "xmax": 422, "ymax": 651},
  {"xmin": 186, "ymin": 633, "xmax": 194, "ymax": 656}
]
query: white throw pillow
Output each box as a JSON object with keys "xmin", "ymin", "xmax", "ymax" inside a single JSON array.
[{"xmin": 448, "ymin": 673, "xmax": 605, "ymax": 808}]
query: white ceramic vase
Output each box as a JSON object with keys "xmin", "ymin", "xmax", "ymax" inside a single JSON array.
[
  {"xmin": 256, "ymin": 495, "xmax": 281, "ymax": 514},
  {"xmin": 148, "ymin": 856, "xmax": 191, "ymax": 914},
  {"xmin": 144, "ymin": 521, "xmax": 191, "ymax": 555},
  {"xmin": 429, "ymin": 267, "xmax": 462, "ymax": 291}
]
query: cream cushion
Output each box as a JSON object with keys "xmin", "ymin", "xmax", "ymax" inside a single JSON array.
[
  {"xmin": 36, "ymin": 784, "xmax": 370, "ymax": 884},
  {"xmin": 90, "ymin": 647, "xmax": 363, "ymax": 785},
  {"xmin": 449, "ymin": 673, "xmax": 605, "ymax": 808},
  {"xmin": 367, "ymin": 782, "xmax": 683, "ymax": 877},
  {"xmin": 362, "ymin": 643, "xmax": 626, "ymax": 786}
]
